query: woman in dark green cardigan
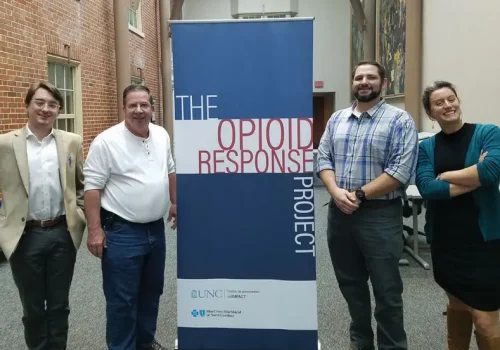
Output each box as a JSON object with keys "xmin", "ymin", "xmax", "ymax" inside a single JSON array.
[{"xmin": 416, "ymin": 81, "xmax": 500, "ymax": 350}]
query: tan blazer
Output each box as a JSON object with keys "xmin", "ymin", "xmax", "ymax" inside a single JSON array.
[{"xmin": 0, "ymin": 127, "xmax": 86, "ymax": 260}]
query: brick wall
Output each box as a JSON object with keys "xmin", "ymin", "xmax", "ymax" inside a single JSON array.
[
  {"xmin": 0, "ymin": 0, "xmax": 48, "ymax": 134},
  {"xmin": 0, "ymin": 0, "xmax": 170, "ymax": 153},
  {"xmin": 130, "ymin": 0, "xmax": 164, "ymax": 128}
]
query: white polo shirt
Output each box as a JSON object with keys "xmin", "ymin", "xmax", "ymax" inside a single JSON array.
[{"xmin": 84, "ymin": 122, "xmax": 176, "ymax": 223}]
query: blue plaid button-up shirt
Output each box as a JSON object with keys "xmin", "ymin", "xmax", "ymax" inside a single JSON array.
[{"xmin": 316, "ymin": 99, "xmax": 419, "ymax": 200}]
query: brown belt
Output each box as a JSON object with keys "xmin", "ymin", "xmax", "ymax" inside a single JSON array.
[{"xmin": 25, "ymin": 215, "xmax": 66, "ymax": 229}]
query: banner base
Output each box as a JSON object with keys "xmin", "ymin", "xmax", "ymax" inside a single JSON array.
[{"xmin": 174, "ymin": 338, "xmax": 322, "ymax": 349}]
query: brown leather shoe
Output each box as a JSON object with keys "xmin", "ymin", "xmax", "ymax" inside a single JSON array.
[{"xmin": 447, "ymin": 306, "xmax": 473, "ymax": 349}]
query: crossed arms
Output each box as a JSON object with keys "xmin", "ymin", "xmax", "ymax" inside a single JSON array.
[{"xmin": 416, "ymin": 126, "xmax": 500, "ymax": 199}]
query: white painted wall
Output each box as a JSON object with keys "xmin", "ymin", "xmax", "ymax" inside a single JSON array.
[
  {"xmin": 182, "ymin": 0, "xmax": 232, "ymax": 19},
  {"xmin": 421, "ymin": 0, "xmax": 500, "ymax": 132},
  {"xmin": 181, "ymin": 0, "xmax": 352, "ymax": 110},
  {"xmin": 385, "ymin": 96, "xmax": 405, "ymax": 111},
  {"xmin": 298, "ymin": 0, "xmax": 350, "ymax": 109},
  {"xmin": 233, "ymin": 0, "xmax": 298, "ymax": 14}
]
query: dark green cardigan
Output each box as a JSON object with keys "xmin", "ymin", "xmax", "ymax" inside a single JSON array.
[{"xmin": 416, "ymin": 123, "xmax": 500, "ymax": 243}]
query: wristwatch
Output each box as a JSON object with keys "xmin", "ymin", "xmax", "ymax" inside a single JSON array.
[{"xmin": 355, "ymin": 188, "xmax": 367, "ymax": 202}]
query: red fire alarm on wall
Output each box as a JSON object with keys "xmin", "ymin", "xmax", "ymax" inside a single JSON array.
[{"xmin": 314, "ymin": 81, "xmax": 324, "ymax": 88}]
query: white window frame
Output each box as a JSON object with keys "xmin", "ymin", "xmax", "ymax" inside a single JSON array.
[
  {"xmin": 47, "ymin": 55, "xmax": 83, "ymax": 137},
  {"xmin": 129, "ymin": 1, "xmax": 144, "ymax": 38}
]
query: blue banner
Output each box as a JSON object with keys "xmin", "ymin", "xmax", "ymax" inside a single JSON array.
[{"xmin": 171, "ymin": 18, "xmax": 317, "ymax": 350}]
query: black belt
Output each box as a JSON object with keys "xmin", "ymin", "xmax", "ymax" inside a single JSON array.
[
  {"xmin": 324, "ymin": 197, "xmax": 401, "ymax": 208},
  {"xmin": 100, "ymin": 208, "xmax": 129, "ymax": 226},
  {"xmin": 100, "ymin": 208, "xmax": 163, "ymax": 228},
  {"xmin": 359, "ymin": 197, "xmax": 401, "ymax": 208}
]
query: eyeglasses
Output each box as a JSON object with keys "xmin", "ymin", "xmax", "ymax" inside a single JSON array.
[
  {"xmin": 126, "ymin": 103, "xmax": 151, "ymax": 112},
  {"xmin": 33, "ymin": 99, "xmax": 60, "ymax": 111}
]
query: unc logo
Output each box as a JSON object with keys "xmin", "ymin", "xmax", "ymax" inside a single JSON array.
[{"xmin": 191, "ymin": 289, "xmax": 224, "ymax": 299}]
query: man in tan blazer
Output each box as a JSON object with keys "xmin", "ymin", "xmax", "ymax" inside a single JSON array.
[{"xmin": 0, "ymin": 82, "xmax": 86, "ymax": 350}]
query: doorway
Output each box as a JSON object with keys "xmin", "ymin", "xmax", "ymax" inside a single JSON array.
[{"xmin": 313, "ymin": 92, "xmax": 335, "ymax": 149}]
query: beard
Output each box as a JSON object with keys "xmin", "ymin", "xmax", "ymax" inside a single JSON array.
[{"xmin": 353, "ymin": 87, "xmax": 381, "ymax": 102}]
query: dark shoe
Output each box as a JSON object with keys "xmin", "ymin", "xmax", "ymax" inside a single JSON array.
[
  {"xmin": 139, "ymin": 340, "xmax": 168, "ymax": 350},
  {"xmin": 350, "ymin": 344, "xmax": 375, "ymax": 350}
]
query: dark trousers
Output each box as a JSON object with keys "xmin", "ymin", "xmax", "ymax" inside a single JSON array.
[
  {"xmin": 327, "ymin": 199, "xmax": 407, "ymax": 350},
  {"xmin": 101, "ymin": 216, "xmax": 166, "ymax": 350},
  {"xmin": 9, "ymin": 221, "xmax": 77, "ymax": 350}
]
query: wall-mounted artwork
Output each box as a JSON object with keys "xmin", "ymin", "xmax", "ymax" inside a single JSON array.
[
  {"xmin": 350, "ymin": 0, "xmax": 365, "ymax": 75},
  {"xmin": 377, "ymin": 0, "xmax": 406, "ymax": 96}
]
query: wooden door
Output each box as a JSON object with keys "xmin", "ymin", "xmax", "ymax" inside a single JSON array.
[{"xmin": 313, "ymin": 96, "xmax": 325, "ymax": 149}]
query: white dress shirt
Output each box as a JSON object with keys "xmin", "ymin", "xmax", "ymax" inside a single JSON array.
[
  {"xmin": 26, "ymin": 126, "xmax": 65, "ymax": 221},
  {"xmin": 84, "ymin": 122, "xmax": 176, "ymax": 223}
]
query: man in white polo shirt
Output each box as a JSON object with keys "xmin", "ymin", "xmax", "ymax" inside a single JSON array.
[{"xmin": 83, "ymin": 85, "xmax": 176, "ymax": 350}]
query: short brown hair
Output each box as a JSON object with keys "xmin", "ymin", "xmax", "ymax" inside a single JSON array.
[
  {"xmin": 24, "ymin": 82, "xmax": 64, "ymax": 111},
  {"xmin": 122, "ymin": 84, "xmax": 152, "ymax": 106},
  {"xmin": 422, "ymin": 81, "xmax": 459, "ymax": 115},
  {"xmin": 351, "ymin": 60, "xmax": 386, "ymax": 81}
]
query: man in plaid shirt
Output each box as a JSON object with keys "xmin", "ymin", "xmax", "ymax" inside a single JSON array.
[{"xmin": 317, "ymin": 61, "xmax": 418, "ymax": 350}]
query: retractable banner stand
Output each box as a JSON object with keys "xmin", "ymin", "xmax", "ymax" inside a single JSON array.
[{"xmin": 171, "ymin": 18, "xmax": 318, "ymax": 350}]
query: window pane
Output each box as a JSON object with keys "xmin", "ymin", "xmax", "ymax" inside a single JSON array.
[
  {"xmin": 55, "ymin": 64, "xmax": 64, "ymax": 89},
  {"xmin": 65, "ymin": 65, "xmax": 73, "ymax": 90},
  {"xmin": 66, "ymin": 118, "xmax": 74, "ymax": 133},
  {"xmin": 57, "ymin": 118, "xmax": 66, "ymax": 131},
  {"xmin": 129, "ymin": 9, "xmax": 137, "ymax": 27},
  {"xmin": 48, "ymin": 62, "xmax": 56, "ymax": 85},
  {"xmin": 65, "ymin": 91, "xmax": 74, "ymax": 114}
]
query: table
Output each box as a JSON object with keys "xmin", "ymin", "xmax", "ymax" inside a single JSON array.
[{"xmin": 404, "ymin": 185, "xmax": 430, "ymax": 270}]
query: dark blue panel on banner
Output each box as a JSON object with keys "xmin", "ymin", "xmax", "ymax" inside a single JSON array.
[
  {"xmin": 178, "ymin": 328, "xmax": 318, "ymax": 350},
  {"xmin": 177, "ymin": 173, "xmax": 316, "ymax": 281},
  {"xmin": 172, "ymin": 21, "xmax": 313, "ymax": 120}
]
